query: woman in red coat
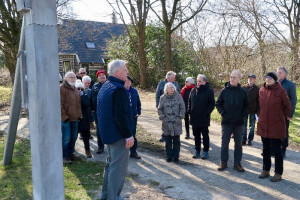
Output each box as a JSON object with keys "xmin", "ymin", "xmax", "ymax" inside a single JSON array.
[{"xmin": 257, "ymin": 72, "xmax": 291, "ymax": 182}]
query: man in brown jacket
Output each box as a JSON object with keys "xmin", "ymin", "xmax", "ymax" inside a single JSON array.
[{"xmin": 60, "ymin": 71, "xmax": 82, "ymax": 164}]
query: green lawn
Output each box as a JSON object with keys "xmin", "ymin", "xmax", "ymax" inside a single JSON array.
[
  {"xmin": 0, "ymin": 136, "xmax": 104, "ymax": 200},
  {"xmin": 211, "ymin": 88, "xmax": 300, "ymax": 144},
  {"xmin": 0, "ymin": 86, "xmax": 12, "ymax": 108}
]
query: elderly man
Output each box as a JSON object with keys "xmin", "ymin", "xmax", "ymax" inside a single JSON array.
[
  {"xmin": 91, "ymin": 70, "xmax": 107, "ymax": 154},
  {"xmin": 188, "ymin": 74, "xmax": 215, "ymax": 159},
  {"xmin": 77, "ymin": 67, "xmax": 94, "ymax": 88},
  {"xmin": 277, "ymin": 67, "xmax": 297, "ymax": 158},
  {"xmin": 60, "ymin": 72, "xmax": 82, "ymax": 164},
  {"xmin": 216, "ymin": 70, "xmax": 248, "ymax": 172},
  {"xmin": 97, "ymin": 60, "xmax": 134, "ymax": 200},
  {"xmin": 156, "ymin": 71, "xmax": 181, "ymax": 142},
  {"xmin": 242, "ymin": 74, "xmax": 259, "ymax": 146}
]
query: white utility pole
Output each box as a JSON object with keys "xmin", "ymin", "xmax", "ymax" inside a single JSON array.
[{"xmin": 3, "ymin": 0, "xmax": 65, "ymax": 199}]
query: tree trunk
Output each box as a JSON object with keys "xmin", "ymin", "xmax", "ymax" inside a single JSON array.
[
  {"xmin": 138, "ymin": 32, "xmax": 147, "ymax": 88},
  {"xmin": 165, "ymin": 27, "xmax": 172, "ymax": 72},
  {"xmin": 258, "ymin": 39, "xmax": 266, "ymax": 76},
  {"xmin": 291, "ymin": 45, "xmax": 299, "ymax": 81},
  {"xmin": 4, "ymin": 50, "xmax": 17, "ymax": 85}
]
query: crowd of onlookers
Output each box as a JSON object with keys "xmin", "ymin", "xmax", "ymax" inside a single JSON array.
[{"xmin": 60, "ymin": 59, "xmax": 297, "ymax": 199}]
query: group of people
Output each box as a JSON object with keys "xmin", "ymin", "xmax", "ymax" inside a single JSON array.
[
  {"xmin": 156, "ymin": 68, "xmax": 296, "ymax": 183},
  {"xmin": 60, "ymin": 59, "xmax": 296, "ymax": 199}
]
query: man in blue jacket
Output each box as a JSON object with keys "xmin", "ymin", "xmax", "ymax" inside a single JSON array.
[
  {"xmin": 155, "ymin": 71, "xmax": 181, "ymax": 142},
  {"xmin": 97, "ymin": 60, "xmax": 134, "ymax": 200},
  {"xmin": 277, "ymin": 67, "xmax": 297, "ymax": 158},
  {"xmin": 125, "ymin": 76, "xmax": 142, "ymax": 159}
]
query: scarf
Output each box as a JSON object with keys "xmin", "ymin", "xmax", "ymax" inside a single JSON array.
[{"xmin": 181, "ymin": 84, "xmax": 194, "ymax": 98}]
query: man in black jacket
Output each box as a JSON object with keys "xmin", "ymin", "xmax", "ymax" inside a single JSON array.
[
  {"xmin": 242, "ymin": 74, "xmax": 259, "ymax": 146},
  {"xmin": 216, "ymin": 70, "xmax": 248, "ymax": 172},
  {"xmin": 91, "ymin": 69, "xmax": 107, "ymax": 154},
  {"xmin": 188, "ymin": 74, "xmax": 215, "ymax": 159}
]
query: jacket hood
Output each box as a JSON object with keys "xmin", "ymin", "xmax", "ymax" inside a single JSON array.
[
  {"xmin": 197, "ymin": 82, "xmax": 210, "ymax": 91},
  {"xmin": 263, "ymin": 81, "xmax": 282, "ymax": 89},
  {"xmin": 224, "ymin": 81, "xmax": 241, "ymax": 88}
]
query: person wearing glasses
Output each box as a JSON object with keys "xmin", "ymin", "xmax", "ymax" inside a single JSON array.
[
  {"xmin": 257, "ymin": 72, "xmax": 291, "ymax": 182},
  {"xmin": 76, "ymin": 76, "xmax": 93, "ymax": 158},
  {"xmin": 60, "ymin": 72, "xmax": 82, "ymax": 164},
  {"xmin": 76, "ymin": 68, "xmax": 94, "ymax": 88},
  {"xmin": 216, "ymin": 70, "xmax": 248, "ymax": 172}
]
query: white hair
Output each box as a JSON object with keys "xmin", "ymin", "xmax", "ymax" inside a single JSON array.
[
  {"xmin": 166, "ymin": 71, "xmax": 176, "ymax": 80},
  {"xmin": 231, "ymin": 70, "xmax": 242, "ymax": 78},
  {"xmin": 185, "ymin": 77, "xmax": 195, "ymax": 84},
  {"xmin": 108, "ymin": 59, "xmax": 127, "ymax": 75},
  {"xmin": 197, "ymin": 74, "xmax": 207, "ymax": 82},
  {"xmin": 75, "ymin": 79, "xmax": 84, "ymax": 88},
  {"xmin": 164, "ymin": 82, "xmax": 176, "ymax": 94},
  {"xmin": 79, "ymin": 68, "xmax": 86, "ymax": 72},
  {"xmin": 82, "ymin": 75, "xmax": 91, "ymax": 83},
  {"xmin": 64, "ymin": 71, "xmax": 75, "ymax": 79}
]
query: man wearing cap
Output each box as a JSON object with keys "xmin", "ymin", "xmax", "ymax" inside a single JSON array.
[
  {"xmin": 277, "ymin": 67, "xmax": 297, "ymax": 158},
  {"xmin": 91, "ymin": 69, "xmax": 107, "ymax": 154},
  {"xmin": 124, "ymin": 76, "xmax": 142, "ymax": 159},
  {"xmin": 60, "ymin": 71, "xmax": 82, "ymax": 164},
  {"xmin": 156, "ymin": 71, "xmax": 181, "ymax": 142},
  {"xmin": 242, "ymin": 74, "xmax": 259, "ymax": 146}
]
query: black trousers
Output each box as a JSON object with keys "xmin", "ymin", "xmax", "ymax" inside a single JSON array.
[
  {"xmin": 184, "ymin": 113, "xmax": 190, "ymax": 136},
  {"xmin": 165, "ymin": 135, "xmax": 180, "ymax": 159},
  {"xmin": 80, "ymin": 130, "xmax": 91, "ymax": 151},
  {"xmin": 192, "ymin": 126, "xmax": 209, "ymax": 152},
  {"xmin": 262, "ymin": 137, "xmax": 283, "ymax": 175}
]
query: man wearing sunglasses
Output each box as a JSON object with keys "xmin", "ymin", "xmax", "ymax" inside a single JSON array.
[{"xmin": 76, "ymin": 68, "xmax": 95, "ymax": 88}]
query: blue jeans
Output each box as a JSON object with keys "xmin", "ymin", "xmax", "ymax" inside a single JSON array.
[
  {"xmin": 243, "ymin": 114, "xmax": 255, "ymax": 142},
  {"xmin": 61, "ymin": 121, "xmax": 78, "ymax": 158},
  {"xmin": 93, "ymin": 112, "xmax": 104, "ymax": 149}
]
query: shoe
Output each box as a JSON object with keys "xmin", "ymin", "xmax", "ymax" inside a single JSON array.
[
  {"xmin": 218, "ymin": 162, "xmax": 228, "ymax": 171},
  {"xmin": 63, "ymin": 158, "xmax": 72, "ymax": 164},
  {"xmin": 233, "ymin": 164, "xmax": 245, "ymax": 172},
  {"xmin": 192, "ymin": 151, "xmax": 200, "ymax": 159},
  {"xmin": 130, "ymin": 153, "xmax": 141, "ymax": 159},
  {"xmin": 242, "ymin": 141, "xmax": 247, "ymax": 146},
  {"xmin": 271, "ymin": 173, "xmax": 282, "ymax": 182},
  {"xmin": 85, "ymin": 150, "xmax": 92, "ymax": 158},
  {"xmin": 166, "ymin": 158, "xmax": 172, "ymax": 162},
  {"xmin": 185, "ymin": 136, "xmax": 191, "ymax": 139},
  {"xmin": 159, "ymin": 136, "xmax": 165, "ymax": 142},
  {"xmin": 248, "ymin": 141, "xmax": 252, "ymax": 146},
  {"xmin": 89, "ymin": 136, "xmax": 94, "ymax": 140},
  {"xmin": 69, "ymin": 154, "xmax": 78, "ymax": 161},
  {"xmin": 173, "ymin": 158, "xmax": 179, "ymax": 163},
  {"xmin": 259, "ymin": 170, "xmax": 270, "ymax": 179},
  {"xmin": 201, "ymin": 151, "xmax": 209, "ymax": 160},
  {"xmin": 96, "ymin": 148, "xmax": 104, "ymax": 154}
]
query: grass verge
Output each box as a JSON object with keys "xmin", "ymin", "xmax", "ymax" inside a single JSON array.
[
  {"xmin": 0, "ymin": 86, "xmax": 12, "ymax": 109},
  {"xmin": 0, "ymin": 135, "xmax": 104, "ymax": 200}
]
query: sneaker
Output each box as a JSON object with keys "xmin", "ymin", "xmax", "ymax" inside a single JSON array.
[
  {"xmin": 271, "ymin": 173, "xmax": 282, "ymax": 182},
  {"xmin": 85, "ymin": 150, "xmax": 92, "ymax": 158},
  {"xmin": 217, "ymin": 162, "xmax": 228, "ymax": 171},
  {"xmin": 159, "ymin": 136, "xmax": 165, "ymax": 142},
  {"xmin": 259, "ymin": 170, "xmax": 270, "ymax": 179},
  {"xmin": 233, "ymin": 164, "xmax": 245, "ymax": 172},
  {"xmin": 130, "ymin": 153, "xmax": 141, "ymax": 159},
  {"xmin": 96, "ymin": 148, "xmax": 104, "ymax": 154},
  {"xmin": 185, "ymin": 136, "xmax": 191, "ymax": 139},
  {"xmin": 173, "ymin": 158, "xmax": 179, "ymax": 163},
  {"xmin": 242, "ymin": 141, "xmax": 247, "ymax": 146},
  {"xmin": 248, "ymin": 141, "xmax": 252, "ymax": 146},
  {"xmin": 89, "ymin": 136, "xmax": 94, "ymax": 140},
  {"xmin": 192, "ymin": 151, "xmax": 200, "ymax": 159},
  {"xmin": 63, "ymin": 158, "xmax": 72, "ymax": 164},
  {"xmin": 166, "ymin": 158, "xmax": 172, "ymax": 162},
  {"xmin": 201, "ymin": 151, "xmax": 209, "ymax": 160}
]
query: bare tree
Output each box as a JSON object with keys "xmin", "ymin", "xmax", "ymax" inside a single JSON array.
[
  {"xmin": 107, "ymin": 0, "xmax": 156, "ymax": 88},
  {"xmin": 264, "ymin": 0, "xmax": 300, "ymax": 80},
  {"xmin": 56, "ymin": 0, "xmax": 77, "ymax": 20},
  {"xmin": 227, "ymin": 0, "xmax": 270, "ymax": 75}
]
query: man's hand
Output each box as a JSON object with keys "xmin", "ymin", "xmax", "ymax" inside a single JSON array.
[
  {"xmin": 126, "ymin": 137, "xmax": 134, "ymax": 149},
  {"xmin": 287, "ymin": 117, "xmax": 292, "ymax": 121}
]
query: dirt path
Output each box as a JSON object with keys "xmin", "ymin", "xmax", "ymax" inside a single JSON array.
[{"xmin": 1, "ymin": 90, "xmax": 300, "ymax": 200}]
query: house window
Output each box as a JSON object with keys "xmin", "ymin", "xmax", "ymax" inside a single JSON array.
[
  {"xmin": 86, "ymin": 42, "xmax": 96, "ymax": 49},
  {"xmin": 63, "ymin": 61, "xmax": 71, "ymax": 73}
]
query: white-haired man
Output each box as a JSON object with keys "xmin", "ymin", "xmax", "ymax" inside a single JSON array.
[
  {"xmin": 216, "ymin": 70, "xmax": 248, "ymax": 172},
  {"xmin": 156, "ymin": 71, "xmax": 181, "ymax": 142},
  {"xmin": 60, "ymin": 71, "xmax": 82, "ymax": 164},
  {"xmin": 97, "ymin": 60, "xmax": 134, "ymax": 200}
]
